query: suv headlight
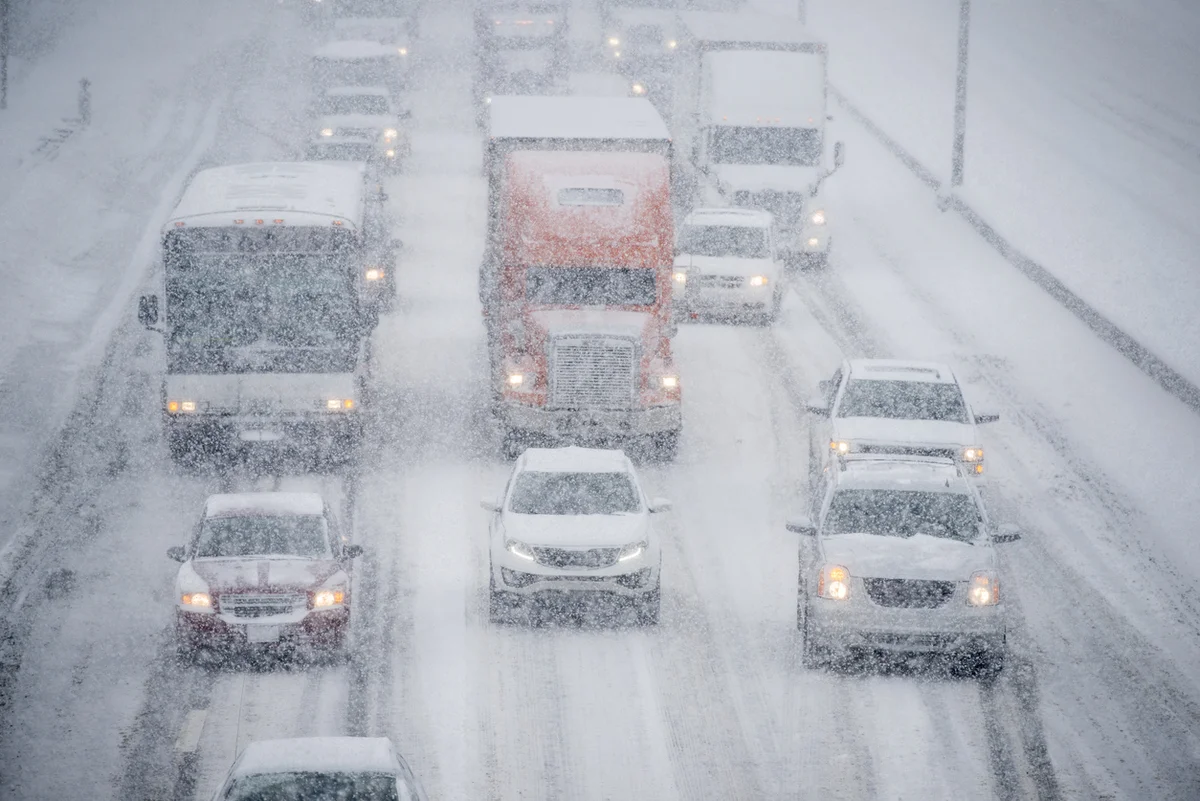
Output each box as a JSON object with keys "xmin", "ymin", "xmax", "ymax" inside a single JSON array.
[
  {"xmin": 618, "ymin": 541, "xmax": 648, "ymax": 562},
  {"xmin": 967, "ymin": 572, "xmax": 999, "ymax": 606},
  {"xmin": 816, "ymin": 565, "xmax": 850, "ymax": 600},
  {"xmin": 962, "ymin": 446, "xmax": 984, "ymax": 462},
  {"xmin": 167, "ymin": 400, "xmax": 201, "ymax": 414},
  {"xmin": 324, "ymin": 398, "xmax": 355, "ymax": 410},
  {"xmin": 810, "ymin": 209, "xmax": 826, "ymax": 225},
  {"xmin": 506, "ymin": 539, "xmax": 535, "ymax": 561},
  {"xmin": 320, "ymin": 127, "xmax": 334, "ymax": 137},
  {"xmin": 312, "ymin": 587, "xmax": 346, "ymax": 608},
  {"xmin": 829, "ymin": 439, "xmax": 851, "ymax": 455},
  {"xmin": 180, "ymin": 592, "xmax": 212, "ymax": 608},
  {"xmin": 749, "ymin": 275, "xmax": 769, "ymax": 287}
]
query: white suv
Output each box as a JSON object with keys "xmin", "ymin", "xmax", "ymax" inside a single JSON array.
[
  {"xmin": 807, "ymin": 359, "xmax": 999, "ymax": 489},
  {"xmin": 672, "ymin": 207, "xmax": 784, "ymax": 324},
  {"xmin": 483, "ymin": 446, "xmax": 669, "ymax": 625},
  {"xmin": 788, "ymin": 455, "xmax": 1021, "ymax": 677},
  {"xmin": 311, "ymin": 85, "xmax": 411, "ymax": 173}
]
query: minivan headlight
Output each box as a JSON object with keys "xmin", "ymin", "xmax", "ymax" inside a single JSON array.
[
  {"xmin": 967, "ymin": 572, "xmax": 999, "ymax": 606},
  {"xmin": 618, "ymin": 541, "xmax": 647, "ymax": 562},
  {"xmin": 506, "ymin": 539, "xmax": 535, "ymax": 561}
]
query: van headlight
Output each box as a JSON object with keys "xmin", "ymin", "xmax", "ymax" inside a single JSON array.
[
  {"xmin": 817, "ymin": 565, "xmax": 850, "ymax": 600},
  {"xmin": 810, "ymin": 209, "xmax": 826, "ymax": 225},
  {"xmin": 312, "ymin": 587, "xmax": 346, "ymax": 608}
]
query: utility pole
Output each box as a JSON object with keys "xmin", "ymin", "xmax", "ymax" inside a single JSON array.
[
  {"xmin": 950, "ymin": 0, "xmax": 971, "ymax": 187},
  {"xmin": 1, "ymin": 0, "xmax": 10, "ymax": 110}
]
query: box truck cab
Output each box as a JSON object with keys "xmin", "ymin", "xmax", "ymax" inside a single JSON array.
[{"xmin": 674, "ymin": 12, "xmax": 844, "ymax": 268}]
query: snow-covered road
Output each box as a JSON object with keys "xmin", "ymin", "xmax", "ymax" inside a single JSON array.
[{"xmin": 1, "ymin": 1, "xmax": 1198, "ymax": 799}]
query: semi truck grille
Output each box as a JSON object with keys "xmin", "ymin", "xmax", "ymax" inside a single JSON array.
[
  {"xmin": 532, "ymin": 547, "xmax": 621, "ymax": 570},
  {"xmin": 863, "ymin": 579, "xmax": 956, "ymax": 609},
  {"xmin": 220, "ymin": 593, "xmax": 306, "ymax": 618},
  {"xmin": 549, "ymin": 337, "xmax": 637, "ymax": 410}
]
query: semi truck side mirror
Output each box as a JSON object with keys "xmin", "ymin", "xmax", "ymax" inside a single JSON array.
[
  {"xmin": 138, "ymin": 295, "xmax": 159, "ymax": 328},
  {"xmin": 834, "ymin": 142, "xmax": 845, "ymax": 168}
]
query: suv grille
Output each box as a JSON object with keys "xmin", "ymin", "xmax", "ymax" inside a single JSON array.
[
  {"xmin": 863, "ymin": 579, "xmax": 956, "ymax": 609},
  {"xmin": 532, "ymin": 547, "xmax": 621, "ymax": 570},
  {"xmin": 337, "ymin": 127, "xmax": 377, "ymax": 138},
  {"xmin": 856, "ymin": 444, "xmax": 959, "ymax": 460},
  {"xmin": 549, "ymin": 337, "xmax": 637, "ymax": 410},
  {"xmin": 219, "ymin": 593, "xmax": 307, "ymax": 618}
]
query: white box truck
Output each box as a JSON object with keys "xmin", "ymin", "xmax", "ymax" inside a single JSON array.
[{"xmin": 673, "ymin": 11, "xmax": 844, "ymax": 269}]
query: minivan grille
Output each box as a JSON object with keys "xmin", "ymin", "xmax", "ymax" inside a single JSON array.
[
  {"xmin": 863, "ymin": 579, "xmax": 956, "ymax": 609},
  {"xmin": 219, "ymin": 593, "xmax": 306, "ymax": 618},
  {"xmin": 532, "ymin": 547, "xmax": 621, "ymax": 570},
  {"xmin": 549, "ymin": 337, "xmax": 637, "ymax": 409}
]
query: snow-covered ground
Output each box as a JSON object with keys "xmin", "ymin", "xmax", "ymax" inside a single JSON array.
[
  {"xmin": 0, "ymin": 1, "xmax": 1198, "ymax": 800},
  {"xmin": 787, "ymin": 0, "xmax": 1200, "ymax": 386}
]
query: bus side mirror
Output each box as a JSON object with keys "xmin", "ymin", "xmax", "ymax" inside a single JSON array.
[{"xmin": 138, "ymin": 295, "xmax": 159, "ymax": 328}]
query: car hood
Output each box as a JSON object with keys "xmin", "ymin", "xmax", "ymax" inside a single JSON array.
[
  {"xmin": 821, "ymin": 532, "xmax": 991, "ymax": 581},
  {"xmin": 673, "ymin": 254, "xmax": 778, "ymax": 278},
  {"xmin": 834, "ymin": 417, "xmax": 975, "ymax": 448},
  {"xmin": 503, "ymin": 512, "xmax": 649, "ymax": 548},
  {"xmin": 187, "ymin": 557, "xmax": 343, "ymax": 593},
  {"xmin": 713, "ymin": 164, "xmax": 822, "ymax": 194},
  {"xmin": 528, "ymin": 308, "xmax": 655, "ymax": 341},
  {"xmin": 318, "ymin": 114, "xmax": 398, "ymax": 129}
]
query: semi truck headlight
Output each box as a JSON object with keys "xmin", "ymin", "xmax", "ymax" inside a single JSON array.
[
  {"xmin": 506, "ymin": 373, "xmax": 524, "ymax": 387},
  {"xmin": 618, "ymin": 541, "xmax": 647, "ymax": 562},
  {"xmin": 320, "ymin": 127, "xmax": 334, "ymax": 137},
  {"xmin": 506, "ymin": 539, "xmax": 535, "ymax": 561},
  {"xmin": 325, "ymin": 398, "xmax": 355, "ymax": 410},
  {"xmin": 817, "ymin": 565, "xmax": 850, "ymax": 600},
  {"xmin": 312, "ymin": 588, "xmax": 345, "ymax": 608},
  {"xmin": 749, "ymin": 275, "xmax": 769, "ymax": 287},
  {"xmin": 967, "ymin": 573, "xmax": 999, "ymax": 606},
  {"xmin": 660, "ymin": 375, "xmax": 679, "ymax": 389},
  {"xmin": 811, "ymin": 209, "xmax": 826, "ymax": 225}
]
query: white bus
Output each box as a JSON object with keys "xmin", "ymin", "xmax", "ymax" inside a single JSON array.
[{"xmin": 137, "ymin": 162, "xmax": 388, "ymax": 464}]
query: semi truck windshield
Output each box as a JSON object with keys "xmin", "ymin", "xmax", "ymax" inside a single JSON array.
[{"xmin": 525, "ymin": 266, "xmax": 657, "ymax": 307}]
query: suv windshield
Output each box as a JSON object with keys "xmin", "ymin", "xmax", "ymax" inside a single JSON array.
[
  {"xmin": 824, "ymin": 489, "xmax": 980, "ymax": 543},
  {"xmin": 321, "ymin": 95, "xmax": 390, "ymax": 116},
  {"xmin": 509, "ymin": 471, "xmax": 641, "ymax": 515},
  {"xmin": 525, "ymin": 266, "xmax": 657, "ymax": 306},
  {"xmin": 226, "ymin": 772, "xmax": 399, "ymax": 801},
  {"xmin": 710, "ymin": 126, "xmax": 822, "ymax": 167},
  {"xmin": 678, "ymin": 224, "xmax": 769, "ymax": 259},
  {"xmin": 196, "ymin": 515, "xmax": 330, "ymax": 559},
  {"xmin": 837, "ymin": 379, "xmax": 969, "ymax": 423}
]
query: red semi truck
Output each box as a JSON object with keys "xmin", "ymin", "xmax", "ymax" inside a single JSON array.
[{"xmin": 483, "ymin": 97, "xmax": 682, "ymax": 460}]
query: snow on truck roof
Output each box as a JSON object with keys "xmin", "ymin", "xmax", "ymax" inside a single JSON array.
[
  {"xmin": 519, "ymin": 446, "xmax": 633, "ymax": 474},
  {"xmin": 204, "ymin": 492, "xmax": 326, "ymax": 519},
  {"xmin": 847, "ymin": 359, "xmax": 958, "ymax": 385},
  {"xmin": 681, "ymin": 11, "xmax": 824, "ymax": 49},
  {"xmin": 488, "ymin": 96, "xmax": 670, "ymax": 142},
  {"xmin": 166, "ymin": 162, "xmax": 367, "ymax": 231},
  {"xmin": 232, "ymin": 737, "xmax": 397, "ymax": 779}
]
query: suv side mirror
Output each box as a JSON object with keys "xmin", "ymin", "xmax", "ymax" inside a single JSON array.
[
  {"xmin": 805, "ymin": 396, "xmax": 829, "ymax": 416},
  {"xmin": 974, "ymin": 411, "xmax": 1000, "ymax": 425},
  {"xmin": 167, "ymin": 545, "xmax": 187, "ymax": 562},
  {"xmin": 344, "ymin": 543, "xmax": 365, "ymax": 559},
  {"xmin": 992, "ymin": 523, "xmax": 1022, "ymax": 544},
  {"xmin": 648, "ymin": 497, "xmax": 672, "ymax": 513},
  {"xmin": 786, "ymin": 515, "xmax": 817, "ymax": 535},
  {"xmin": 138, "ymin": 295, "xmax": 160, "ymax": 328},
  {"xmin": 834, "ymin": 141, "xmax": 845, "ymax": 168}
]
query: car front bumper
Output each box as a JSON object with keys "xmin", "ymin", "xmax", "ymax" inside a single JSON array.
[
  {"xmin": 806, "ymin": 593, "xmax": 1005, "ymax": 655},
  {"xmin": 175, "ymin": 608, "xmax": 348, "ymax": 649},
  {"xmin": 492, "ymin": 557, "xmax": 661, "ymax": 599},
  {"xmin": 166, "ymin": 414, "xmax": 362, "ymax": 451},
  {"xmin": 498, "ymin": 401, "xmax": 681, "ymax": 438},
  {"xmin": 674, "ymin": 281, "xmax": 775, "ymax": 313}
]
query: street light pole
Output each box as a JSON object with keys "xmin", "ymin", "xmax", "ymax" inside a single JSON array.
[
  {"xmin": 950, "ymin": 0, "xmax": 971, "ymax": 187},
  {"xmin": 1, "ymin": 0, "xmax": 10, "ymax": 110}
]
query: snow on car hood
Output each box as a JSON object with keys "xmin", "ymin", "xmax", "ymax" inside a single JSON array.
[
  {"xmin": 673, "ymin": 253, "xmax": 778, "ymax": 279},
  {"xmin": 834, "ymin": 417, "xmax": 975, "ymax": 449},
  {"xmin": 188, "ymin": 557, "xmax": 343, "ymax": 593},
  {"xmin": 528, "ymin": 308, "xmax": 654, "ymax": 340},
  {"xmin": 820, "ymin": 532, "xmax": 991, "ymax": 581},
  {"xmin": 318, "ymin": 114, "xmax": 398, "ymax": 130},
  {"xmin": 713, "ymin": 164, "xmax": 822, "ymax": 194},
  {"xmin": 503, "ymin": 512, "xmax": 649, "ymax": 548}
]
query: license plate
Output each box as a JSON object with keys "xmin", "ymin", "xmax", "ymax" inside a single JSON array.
[
  {"xmin": 246, "ymin": 625, "xmax": 281, "ymax": 643},
  {"xmin": 239, "ymin": 430, "xmax": 283, "ymax": 442}
]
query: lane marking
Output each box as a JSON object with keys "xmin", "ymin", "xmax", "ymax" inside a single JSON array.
[{"xmin": 175, "ymin": 708, "xmax": 208, "ymax": 754}]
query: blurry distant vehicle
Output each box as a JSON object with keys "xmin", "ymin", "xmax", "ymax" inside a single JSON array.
[
  {"xmin": 672, "ymin": 207, "xmax": 784, "ymax": 324},
  {"xmin": 313, "ymin": 38, "xmax": 406, "ymax": 94},
  {"xmin": 169, "ymin": 493, "xmax": 363, "ymax": 660},
  {"xmin": 332, "ymin": 8, "xmax": 415, "ymax": 52},
  {"xmin": 602, "ymin": 7, "xmax": 678, "ymax": 72},
  {"xmin": 475, "ymin": 0, "xmax": 567, "ymax": 50},
  {"xmin": 806, "ymin": 360, "xmax": 1001, "ymax": 490},
  {"xmin": 789, "ymin": 455, "xmax": 1020, "ymax": 676},
  {"xmin": 210, "ymin": 736, "xmax": 428, "ymax": 800},
  {"xmin": 474, "ymin": 0, "xmax": 568, "ymax": 120},
  {"xmin": 483, "ymin": 447, "xmax": 668, "ymax": 625},
  {"xmin": 672, "ymin": 12, "xmax": 844, "ymax": 268},
  {"xmin": 137, "ymin": 162, "xmax": 383, "ymax": 464},
  {"xmin": 312, "ymin": 85, "xmax": 412, "ymax": 173}
]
